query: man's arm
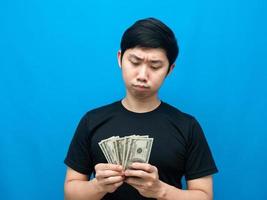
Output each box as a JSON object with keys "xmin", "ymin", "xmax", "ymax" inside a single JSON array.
[
  {"xmin": 64, "ymin": 167, "xmax": 105, "ymax": 200},
  {"xmin": 124, "ymin": 162, "xmax": 213, "ymax": 200},
  {"xmin": 158, "ymin": 175, "xmax": 213, "ymax": 200},
  {"xmin": 64, "ymin": 164, "xmax": 124, "ymax": 200}
]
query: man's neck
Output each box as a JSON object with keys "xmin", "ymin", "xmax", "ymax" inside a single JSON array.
[{"xmin": 121, "ymin": 95, "xmax": 161, "ymax": 113}]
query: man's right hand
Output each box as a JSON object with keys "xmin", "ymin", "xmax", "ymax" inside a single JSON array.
[{"xmin": 92, "ymin": 163, "xmax": 125, "ymax": 194}]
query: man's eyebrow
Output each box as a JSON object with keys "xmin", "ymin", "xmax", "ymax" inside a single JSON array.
[
  {"xmin": 128, "ymin": 54, "xmax": 143, "ymax": 60},
  {"xmin": 128, "ymin": 54, "xmax": 163, "ymax": 64},
  {"xmin": 150, "ymin": 60, "xmax": 163, "ymax": 65}
]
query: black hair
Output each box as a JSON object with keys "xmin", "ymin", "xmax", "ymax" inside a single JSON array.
[{"xmin": 120, "ymin": 17, "xmax": 179, "ymax": 71}]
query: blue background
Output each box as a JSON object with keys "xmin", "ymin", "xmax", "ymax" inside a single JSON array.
[{"xmin": 1, "ymin": 0, "xmax": 266, "ymax": 199}]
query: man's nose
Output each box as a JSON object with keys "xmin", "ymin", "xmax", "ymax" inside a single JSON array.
[{"xmin": 137, "ymin": 65, "xmax": 148, "ymax": 82}]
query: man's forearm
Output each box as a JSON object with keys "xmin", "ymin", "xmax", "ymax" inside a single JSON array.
[
  {"xmin": 64, "ymin": 178, "xmax": 106, "ymax": 200},
  {"xmin": 157, "ymin": 181, "xmax": 212, "ymax": 200}
]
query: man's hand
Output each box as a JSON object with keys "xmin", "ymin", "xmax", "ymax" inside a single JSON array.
[
  {"xmin": 92, "ymin": 163, "xmax": 125, "ymax": 194},
  {"xmin": 124, "ymin": 162, "xmax": 164, "ymax": 198}
]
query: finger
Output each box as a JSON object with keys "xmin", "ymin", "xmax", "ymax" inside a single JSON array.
[
  {"xmin": 95, "ymin": 163, "xmax": 123, "ymax": 171},
  {"xmin": 102, "ymin": 175, "xmax": 125, "ymax": 185},
  {"xmin": 124, "ymin": 177, "xmax": 144, "ymax": 187},
  {"xmin": 96, "ymin": 170, "xmax": 124, "ymax": 179},
  {"xmin": 129, "ymin": 163, "xmax": 156, "ymax": 173},
  {"xmin": 124, "ymin": 169, "xmax": 150, "ymax": 179},
  {"xmin": 112, "ymin": 181, "xmax": 124, "ymax": 188},
  {"xmin": 105, "ymin": 181, "xmax": 124, "ymax": 193},
  {"xmin": 126, "ymin": 182, "xmax": 142, "ymax": 191}
]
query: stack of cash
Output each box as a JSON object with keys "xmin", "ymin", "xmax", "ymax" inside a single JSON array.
[{"xmin": 98, "ymin": 135, "xmax": 153, "ymax": 169}]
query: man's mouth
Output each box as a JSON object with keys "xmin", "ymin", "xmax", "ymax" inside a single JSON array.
[{"xmin": 132, "ymin": 84, "xmax": 149, "ymax": 89}]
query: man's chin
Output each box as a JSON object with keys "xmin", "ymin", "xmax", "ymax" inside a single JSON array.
[{"xmin": 131, "ymin": 90, "xmax": 156, "ymax": 100}]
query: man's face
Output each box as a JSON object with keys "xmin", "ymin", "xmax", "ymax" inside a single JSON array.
[{"xmin": 118, "ymin": 47, "xmax": 174, "ymax": 99}]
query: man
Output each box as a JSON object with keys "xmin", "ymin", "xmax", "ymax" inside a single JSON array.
[{"xmin": 64, "ymin": 17, "xmax": 218, "ymax": 200}]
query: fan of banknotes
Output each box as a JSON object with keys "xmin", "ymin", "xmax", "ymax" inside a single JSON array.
[{"xmin": 98, "ymin": 135, "xmax": 153, "ymax": 169}]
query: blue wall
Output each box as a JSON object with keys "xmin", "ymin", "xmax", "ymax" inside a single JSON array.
[{"xmin": 0, "ymin": 0, "xmax": 266, "ymax": 199}]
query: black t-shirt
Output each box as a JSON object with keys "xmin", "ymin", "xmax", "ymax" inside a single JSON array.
[{"xmin": 64, "ymin": 101, "xmax": 218, "ymax": 199}]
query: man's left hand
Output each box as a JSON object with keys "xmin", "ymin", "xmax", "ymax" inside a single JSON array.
[{"xmin": 124, "ymin": 162, "xmax": 165, "ymax": 198}]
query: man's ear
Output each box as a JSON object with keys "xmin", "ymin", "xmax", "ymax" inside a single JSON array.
[
  {"xmin": 117, "ymin": 50, "xmax": 122, "ymax": 68},
  {"xmin": 166, "ymin": 63, "xmax": 175, "ymax": 76}
]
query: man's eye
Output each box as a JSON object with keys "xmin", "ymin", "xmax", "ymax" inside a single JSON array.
[
  {"xmin": 151, "ymin": 65, "xmax": 161, "ymax": 70},
  {"xmin": 131, "ymin": 61, "xmax": 140, "ymax": 66}
]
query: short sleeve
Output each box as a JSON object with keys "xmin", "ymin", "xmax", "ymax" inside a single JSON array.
[
  {"xmin": 64, "ymin": 113, "xmax": 94, "ymax": 175},
  {"xmin": 184, "ymin": 118, "xmax": 218, "ymax": 180}
]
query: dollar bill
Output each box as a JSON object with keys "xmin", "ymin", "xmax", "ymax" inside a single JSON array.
[
  {"xmin": 101, "ymin": 136, "xmax": 119, "ymax": 164},
  {"xmin": 98, "ymin": 135, "xmax": 153, "ymax": 169},
  {"xmin": 124, "ymin": 137, "xmax": 153, "ymax": 169},
  {"xmin": 98, "ymin": 141, "xmax": 112, "ymax": 163},
  {"xmin": 116, "ymin": 138, "xmax": 125, "ymax": 165}
]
